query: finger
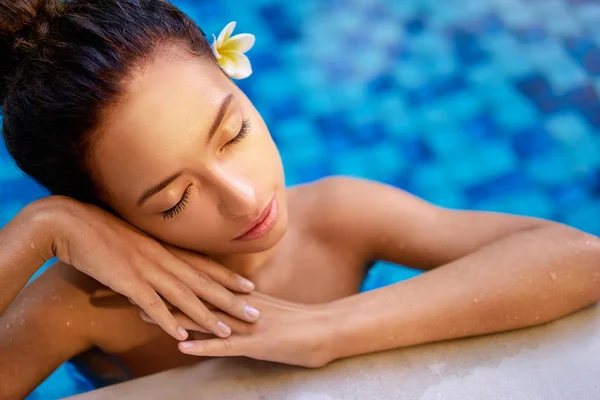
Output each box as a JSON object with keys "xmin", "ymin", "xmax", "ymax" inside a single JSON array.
[
  {"xmin": 141, "ymin": 309, "xmax": 256, "ymax": 335},
  {"xmin": 130, "ymin": 285, "xmax": 188, "ymax": 341},
  {"xmin": 140, "ymin": 310, "xmax": 210, "ymax": 334},
  {"xmin": 166, "ymin": 257, "xmax": 260, "ymax": 323},
  {"xmin": 170, "ymin": 248, "xmax": 255, "ymax": 293},
  {"xmin": 145, "ymin": 269, "xmax": 232, "ymax": 338},
  {"xmin": 178, "ymin": 336, "xmax": 250, "ymax": 357}
]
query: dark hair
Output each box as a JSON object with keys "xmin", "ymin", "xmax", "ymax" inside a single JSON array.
[{"xmin": 0, "ymin": 0, "xmax": 214, "ymax": 206}]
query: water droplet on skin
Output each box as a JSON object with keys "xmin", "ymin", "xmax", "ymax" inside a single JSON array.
[
  {"xmin": 69, "ymin": 304, "xmax": 74, "ymax": 310},
  {"xmin": 30, "ymin": 241, "xmax": 36, "ymax": 249},
  {"xmin": 549, "ymin": 272, "xmax": 557, "ymax": 280},
  {"xmin": 19, "ymin": 318, "xmax": 25, "ymax": 326},
  {"xmin": 585, "ymin": 240, "xmax": 591, "ymax": 245},
  {"xmin": 4, "ymin": 324, "xmax": 11, "ymax": 329},
  {"xmin": 472, "ymin": 298, "xmax": 480, "ymax": 303}
]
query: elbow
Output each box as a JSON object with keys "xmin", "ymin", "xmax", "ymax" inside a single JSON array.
[{"xmin": 570, "ymin": 230, "xmax": 600, "ymax": 302}]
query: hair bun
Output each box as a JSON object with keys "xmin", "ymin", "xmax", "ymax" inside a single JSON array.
[{"xmin": 0, "ymin": 0, "xmax": 62, "ymax": 104}]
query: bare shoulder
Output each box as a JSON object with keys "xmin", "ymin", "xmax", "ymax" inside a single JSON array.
[
  {"xmin": 286, "ymin": 176, "xmax": 558, "ymax": 271},
  {"xmin": 285, "ymin": 176, "xmax": 443, "ymax": 264},
  {"xmin": 285, "ymin": 176, "xmax": 401, "ymax": 243}
]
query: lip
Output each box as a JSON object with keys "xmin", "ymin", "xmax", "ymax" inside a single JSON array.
[{"xmin": 234, "ymin": 196, "xmax": 278, "ymax": 241}]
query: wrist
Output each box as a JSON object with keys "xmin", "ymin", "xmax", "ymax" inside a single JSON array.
[{"xmin": 311, "ymin": 303, "xmax": 346, "ymax": 365}]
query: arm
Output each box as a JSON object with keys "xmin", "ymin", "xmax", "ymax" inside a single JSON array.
[
  {"xmin": 316, "ymin": 177, "xmax": 600, "ymax": 360},
  {"xmin": 170, "ymin": 177, "xmax": 600, "ymax": 367},
  {"xmin": 0, "ymin": 200, "xmax": 96, "ymax": 398},
  {"xmin": 2, "ymin": 195, "xmax": 258, "ymax": 343},
  {"xmin": 0, "ymin": 201, "xmax": 54, "ymax": 316},
  {"xmin": 0, "ymin": 263, "xmax": 96, "ymax": 399},
  {"xmin": 325, "ymin": 224, "xmax": 600, "ymax": 360}
]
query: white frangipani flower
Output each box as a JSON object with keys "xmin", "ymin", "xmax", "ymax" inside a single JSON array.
[{"xmin": 211, "ymin": 21, "xmax": 255, "ymax": 79}]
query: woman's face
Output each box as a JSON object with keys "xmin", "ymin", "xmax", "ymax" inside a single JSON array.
[{"xmin": 90, "ymin": 47, "xmax": 287, "ymax": 256}]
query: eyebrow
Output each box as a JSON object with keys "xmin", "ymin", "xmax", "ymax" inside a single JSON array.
[
  {"xmin": 137, "ymin": 170, "xmax": 183, "ymax": 207},
  {"xmin": 136, "ymin": 94, "xmax": 234, "ymax": 207},
  {"xmin": 206, "ymin": 93, "xmax": 234, "ymax": 144}
]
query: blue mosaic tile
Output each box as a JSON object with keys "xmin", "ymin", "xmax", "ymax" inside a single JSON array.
[
  {"xmin": 565, "ymin": 37, "xmax": 598, "ymax": 70},
  {"xmin": 405, "ymin": 16, "xmax": 426, "ymax": 35},
  {"xmin": 549, "ymin": 183, "xmax": 590, "ymax": 208},
  {"xmin": 511, "ymin": 126, "xmax": 556, "ymax": 158},
  {"xmin": 515, "ymin": 73, "xmax": 563, "ymax": 113},
  {"xmin": 514, "ymin": 26, "xmax": 547, "ymax": 44},
  {"xmin": 462, "ymin": 113, "xmax": 501, "ymax": 141},
  {"xmin": 399, "ymin": 137, "xmax": 434, "ymax": 165},
  {"xmin": 258, "ymin": 4, "xmax": 300, "ymax": 43},
  {"xmin": 2, "ymin": 1, "xmax": 600, "ymax": 394},
  {"xmin": 451, "ymin": 29, "xmax": 490, "ymax": 66},
  {"xmin": 465, "ymin": 172, "xmax": 531, "ymax": 203}
]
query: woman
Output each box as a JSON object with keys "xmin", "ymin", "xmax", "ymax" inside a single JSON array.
[{"xmin": 1, "ymin": 0, "xmax": 599, "ymax": 398}]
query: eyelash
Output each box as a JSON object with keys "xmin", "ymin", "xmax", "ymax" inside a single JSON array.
[
  {"xmin": 223, "ymin": 119, "xmax": 251, "ymax": 149},
  {"xmin": 162, "ymin": 186, "xmax": 191, "ymax": 220},
  {"xmin": 160, "ymin": 120, "xmax": 250, "ymax": 220}
]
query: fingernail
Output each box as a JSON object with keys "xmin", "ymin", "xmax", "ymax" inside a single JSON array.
[
  {"xmin": 218, "ymin": 321, "xmax": 231, "ymax": 336},
  {"xmin": 245, "ymin": 305, "xmax": 260, "ymax": 320},
  {"xmin": 180, "ymin": 341, "xmax": 194, "ymax": 349},
  {"xmin": 241, "ymin": 279, "xmax": 255, "ymax": 291},
  {"xmin": 178, "ymin": 327, "xmax": 188, "ymax": 340}
]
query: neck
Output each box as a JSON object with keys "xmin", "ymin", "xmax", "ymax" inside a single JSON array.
[{"xmin": 211, "ymin": 243, "xmax": 280, "ymax": 280}]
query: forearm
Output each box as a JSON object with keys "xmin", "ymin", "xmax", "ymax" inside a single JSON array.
[
  {"xmin": 0, "ymin": 200, "xmax": 55, "ymax": 316},
  {"xmin": 325, "ymin": 225, "xmax": 600, "ymax": 361}
]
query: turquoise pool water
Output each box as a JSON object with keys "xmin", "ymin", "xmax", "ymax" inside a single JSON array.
[{"xmin": 1, "ymin": 0, "xmax": 600, "ymax": 397}]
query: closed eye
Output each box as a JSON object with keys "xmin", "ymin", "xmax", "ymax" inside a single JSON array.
[
  {"xmin": 223, "ymin": 119, "xmax": 251, "ymax": 149},
  {"xmin": 161, "ymin": 186, "xmax": 191, "ymax": 220}
]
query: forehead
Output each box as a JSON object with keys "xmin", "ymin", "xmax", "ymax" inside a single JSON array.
[{"xmin": 90, "ymin": 48, "xmax": 230, "ymax": 203}]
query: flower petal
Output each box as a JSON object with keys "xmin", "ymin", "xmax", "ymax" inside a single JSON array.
[
  {"xmin": 221, "ymin": 33, "xmax": 255, "ymax": 54},
  {"xmin": 218, "ymin": 54, "xmax": 238, "ymax": 78},
  {"xmin": 217, "ymin": 21, "xmax": 236, "ymax": 48},
  {"xmin": 211, "ymin": 34, "xmax": 222, "ymax": 59},
  {"xmin": 221, "ymin": 51, "xmax": 252, "ymax": 79}
]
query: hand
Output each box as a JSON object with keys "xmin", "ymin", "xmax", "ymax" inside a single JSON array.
[
  {"xmin": 141, "ymin": 293, "xmax": 334, "ymax": 368},
  {"xmin": 35, "ymin": 196, "xmax": 260, "ymax": 341}
]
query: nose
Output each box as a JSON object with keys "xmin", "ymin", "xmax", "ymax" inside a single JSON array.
[{"xmin": 210, "ymin": 166, "xmax": 257, "ymax": 219}]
